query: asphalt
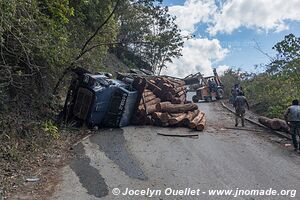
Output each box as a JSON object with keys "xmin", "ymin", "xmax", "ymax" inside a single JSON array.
[{"xmin": 52, "ymin": 99, "xmax": 300, "ymax": 200}]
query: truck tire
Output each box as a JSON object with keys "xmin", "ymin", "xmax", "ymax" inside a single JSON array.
[
  {"xmin": 204, "ymin": 96, "xmax": 212, "ymax": 102},
  {"xmin": 217, "ymin": 89, "xmax": 224, "ymax": 99},
  {"xmin": 192, "ymin": 95, "xmax": 199, "ymax": 103}
]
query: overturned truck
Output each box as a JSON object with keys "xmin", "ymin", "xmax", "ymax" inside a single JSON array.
[{"xmin": 59, "ymin": 68, "xmax": 206, "ymax": 131}]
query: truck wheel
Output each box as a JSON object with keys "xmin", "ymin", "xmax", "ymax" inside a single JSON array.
[
  {"xmin": 217, "ymin": 89, "xmax": 224, "ymax": 99},
  {"xmin": 204, "ymin": 96, "xmax": 212, "ymax": 102},
  {"xmin": 192, "ymin": 95, "xmax": 199, "ymax": 103}
]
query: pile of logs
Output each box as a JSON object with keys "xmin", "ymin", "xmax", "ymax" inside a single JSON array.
[
  {"xmin": 258, "ymin": 116, "xmax": 289, "ymax": 132},
  {"xmin": 147, "ymin": 76, "xmax": 187, "ymax": 104},
  {"xmin": 132, "ymin": 76, "xmax": 206, "ymax": 131}
]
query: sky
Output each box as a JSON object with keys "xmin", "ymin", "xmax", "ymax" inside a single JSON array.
[{"xmin": 161, "ymin": 0, "xmax": 300, "ymax": 78}]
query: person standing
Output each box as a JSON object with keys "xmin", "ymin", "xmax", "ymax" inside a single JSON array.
[
  {"xmin": 231, "ymin": 84, "xmax": 240, "ymax": 105},
  {"xmin": 234, "ymin": 91, "xmax": 250, "ymax": 127},
  {"xmin": 284, "ymin": 99, "xmax": 300, "ymax": 152}
]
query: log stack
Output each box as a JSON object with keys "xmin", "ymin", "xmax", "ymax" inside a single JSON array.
[
  {"xmin": 147, "ymin": 76, "xmax": 187, "ymax": 104},
  {"xmin": 131, "ymin": 76, "xmax": 206, "ymax": 131}
]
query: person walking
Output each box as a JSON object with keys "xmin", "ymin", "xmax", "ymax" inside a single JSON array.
[
  {"xmin": 234, "ymin": 91, "xmax": 250, "ymax": 127},
  {"xmin": 231, "ymin": 84, "xmax": 240, "ymax": 105},
  {"xmin": 284, "ymin": 99, "xmax": 300, "ymax": 152}
]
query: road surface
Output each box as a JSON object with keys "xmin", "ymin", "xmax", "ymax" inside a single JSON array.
[{"xmin": 52, "ymin": 101, "xmax": 300, "ymax": 200}]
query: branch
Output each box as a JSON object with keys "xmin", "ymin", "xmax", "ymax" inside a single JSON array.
[
  {"xmin": 76, "ymin": 0, "xmax": 121, "ymax": 61},
  {"xmin": 53, "ymin": 0, "xmax": 121, "ymax": 94},
  {"xmin": 253, "ymin": 39, "xmax": 274, "ymax": 61}
]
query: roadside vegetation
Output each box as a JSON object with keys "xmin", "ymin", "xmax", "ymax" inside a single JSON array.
[{"xmin": 221, "ymin": 34, "xmax": 300, "ymax": 119}]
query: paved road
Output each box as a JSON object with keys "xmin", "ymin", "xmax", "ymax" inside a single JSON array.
[{"xmin": 52, "ymin": 101, "xmax": 300, "ymax": 200}]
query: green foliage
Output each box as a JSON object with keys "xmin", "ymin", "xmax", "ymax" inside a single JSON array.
[
  {"xmin": 0, "ymin": 0, "xmax": 76, "ymax": 99},
  {"xmin": 0, "ymin": 0, "xmax": 121, "ymax": 107},
  {"xmin": 68, "ymin": 0, "xmax": 119, "ymax": 71},
  {"xmin": 221, "ymin": 34, "xmax": 300, "ymax": 118},
  {"xmin": 220, "ymin": 69, "xmax": 244, "ymax": 98},
  {"xmin": 116, "ymin": 1, "xmax": 183, "ymax": 74},
  {"xmin": 42, "ymin": 120, "xmax": 60, "ymax": 139}
]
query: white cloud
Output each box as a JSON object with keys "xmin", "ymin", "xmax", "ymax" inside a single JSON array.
[
  {"xmin": 216, "ymin": 65, "xmax": 230, "ymax": 75},
  {"xmin": 162, "ymin": 38, "xmax": 229, "ymax": 78},
  {"xmin": 169, "ymin": 0, "xmax": 216, "ymax": 35},
  {"xmin": 164, "ymin": 0, "xmax": 228, "ymax": 78},
  {"xmin": 163, "ymin": 0, "xmax": 300, "ymax": 78},
  {"xmin": 208, "ymin": 0, "xmax": 300, "ymax": 35}
]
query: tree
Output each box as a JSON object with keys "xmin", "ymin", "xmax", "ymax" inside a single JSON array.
[
  {"xmin": 116, "ymin": 1, "xmax": 183, "ymax": 74},
  {"xmin": 223, "ymin": 34, "xmax": 300, "ymax": 118},
  {"xmin": 267, "ymin": 33, "xmax": 300, "ymax": 76},
  {"xmin": 0, "ymin": 0, "xmax": 74, "ymax": 99}
]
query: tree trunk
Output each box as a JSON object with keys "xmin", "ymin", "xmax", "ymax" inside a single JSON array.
[
  {"xmin": 156, "ymin": 102, "xmax": 197, "ymax": 113},
  {"xmin": 177, "ymin": 89, "xmax": 186, "ymax": 97},
  {"xmin": 258, "ymin": 116, "xmax": 281, "ymax": 130},
  {"xmin": 189, "ymin": 112, "xmax": 205, "ymax": 129},
  {"xmin": 169, "ymin": 113, "xmax": 187, "ymax": 125},
  {"xmin": 152, "ymin": 112, "xmax": 170, "ymax": 123},
  {"xmin": 259, "ymin": 117, "xmax": 289, "ymax": 132},
  {"xmin": 196, "ymin": 117, "xmax": 206, "ymax": 131},
  {"xmin": 142, "ymin": 94, "xmax": 156, "ymax": 103},
  {"xmin": 140, "ymin": 104, "xmax": 158, "ymax": 114},
  {"xmin": 182, "ymin": 110, "xmax": 200, "ymax": 126},
  {"xmin": 143, "ymin": 90, "xmax": 154, "ymax": 97},
  {"xmin": 139, "ymin": 98, "xmax": 161, "ymax": 109}
]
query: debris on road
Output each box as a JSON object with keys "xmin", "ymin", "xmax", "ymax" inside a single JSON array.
[
  {"xmin": 25, "ymin": 177, "xmax": 40, "ymax": 182},
  {"xmin": 157, "ymin": 132, "xmax": 199, "ymax": 137}
]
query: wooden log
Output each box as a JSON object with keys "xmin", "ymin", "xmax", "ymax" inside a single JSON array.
[
  {"xmin": 169, "ymin": 113, "xmax": 183, "ymax": 117},
  {"xmin": 182, "ymin": 110, "xmax": 200, "ymax": 126},
  {"xmin": 156, "ymin": 102, "xmax": 197, "ymax": 113},
  {"xmin": 161, "ymin": 76, "xmax": 185, "ymax": 86},
  {"xmin": 149, "ymin": 79, "xmax": 156, "ymax": 84},
  {"xmin": 179, "ymin": 94, "xmax": 186, "ymax": 104},
  {"xmin": 171, "ymin": 97, "xmax": 182, "ymax": 104},
  {"xmin": 177, "ymin": 89, "xmax": 186, "ymax": 97},
  {"xmin": 143, "ymin": 90, "xmax": 154, "ymax": 97},
  {"xmin": 155, "ymin": 102, "xmax": 172, "ymax": 111},
  {"xmin": 258, "ymin": 116, "xmax": 282, "ymax": 130},
  {"xmin": 143, "ymin": 94, "xmax": 156, "ymax": 103},
  {"xmin": 140, "ymin": 104, "xmax": 158, "ymax": 114},
  {"xmin": 175, "ymin": 86, "xmax": 187, "ymax": 93},
  {"xmin": 161, "ymin": 91, "xmax": 173, "ymax": 101},
  {"xmin": 273, "ymin": 118, "xmax": 289, "ymax": 132},
  {"xmin": 189, "ymin": 112, "xmax": 205, "ymax": 129},
  {"xmin": 162, "ymin": 83, "xmax": 176, "ymax": 94},
  {"xmin": 152, "ymin": 112, "xmax": 170, "ymax": 123},
  {"xmin": 169, "ymin": 113, "xmax": 187, "ymax": 125},
  {"xmin": 196, "ymin": 116, "xmax": 206, "ymax": 131},
  {"xmin": 146, "ymin": 80, "xmax": 162, "ymax": 95},
  {"xmin": 138, "ymin": 98, "xmax": 161, "ymax": 109}
]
